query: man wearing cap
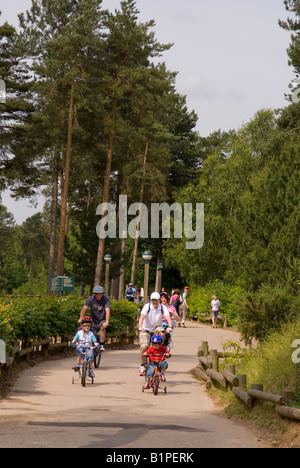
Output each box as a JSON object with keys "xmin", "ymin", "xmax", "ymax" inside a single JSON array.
[
  {"xmin": 79, "ymin": 286, "xmax": 110, "ymax": 347},
  {"xmin": 138, "ymin": 292, "xmax": 172, "ymax": 376}
]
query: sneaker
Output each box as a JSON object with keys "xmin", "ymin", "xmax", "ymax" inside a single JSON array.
[
  {"xmin": 98, "ymin": 345, "xmax": 105, "ymax": 351},
  {"xmin": 144, "ymin": 381, "xmax": 150, "ymax": 389},
  {"xmin": 139, "ymin": 365, "xmax": 146, "ymax": 376},
  {"xmin": 160, "ymin": 372, "xmax": 166, "ymax": 381},
  {"xmin": 168, "ymin": 340, "xmax": 174, "ymax": 348},
  {"xmin": 89, "ymin": 369, "xmax": 95, "ymax": 379},
  {"xmin": 73, "ymin": 365, "xmax": 80, "ymax": 372}
]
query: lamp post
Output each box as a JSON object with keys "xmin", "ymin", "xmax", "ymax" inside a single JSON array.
[
  {"xmin": 156, "ymin": 262, "xmax": 164, "ymax": 293},
  {"xmin": 104, "ymin": 254, "xmax": 112, "ymax": 297},
  {"xmin": 142, "ymin": 250, "xmax": 152, "ymax": 303}
]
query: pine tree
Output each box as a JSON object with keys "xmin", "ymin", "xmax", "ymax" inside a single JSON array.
[
  {"xmin": 94, "ymin": 0, "xmax": 172, "ymax": 284},
  {"xmin": 20, "ymin": 0, "xmax": 107, "ymax": 282}
]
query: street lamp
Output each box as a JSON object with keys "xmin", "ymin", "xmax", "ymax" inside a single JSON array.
[
  {"xmin": 142, "ymin": 250, "xmax": 152, "ymax": 303},
  {"xmin": 156, "ymin": 262, "xmax": 164, "ymax": 293},
  {"xmin": 104, "ymin": 254, "xmax": 112, "ymax": 297}
]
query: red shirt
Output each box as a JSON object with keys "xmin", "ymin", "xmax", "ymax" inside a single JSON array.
[{"xmin": 146, "ymin": 346, "xmax": 169, "ymax": 362}]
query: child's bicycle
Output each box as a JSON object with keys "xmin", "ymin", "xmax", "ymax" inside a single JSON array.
[
  {"xmin": 72, "ymin": 344, "xmax": 97, "ymax": 387},
  {"xmin": 92, "ymin": 326, "xmax": 104, "ymax": 369},
  {"xmin": 142, "ymin": 353, "xmax": 169, "ymax": 395}
]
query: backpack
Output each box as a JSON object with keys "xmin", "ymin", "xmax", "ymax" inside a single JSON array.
[
  {"xmin": 126, "ymin": 287, "xmax": 134, "ymax": 297},
  {"xmin": 171, "ymin": 296, "xmax": 180, "ymax": 309},
  {"xmin": 146, "ymin": 303, "xmax": 164, "ymax": 315}
]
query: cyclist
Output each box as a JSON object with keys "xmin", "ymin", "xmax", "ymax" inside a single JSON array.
[
  {"xmin": 72, "ymin": 316, "xmax": 100, "ymax": 379},
  {"xmin": 138, "ymin": 292, "xmax": 172, "ymax": 376},
  {"xmin": 143, "ymin": 334, "xmax": 171, "ymax": 389},
  {"xmin": 79, "ymin": 285, "xmax": 110, "ymax": 349}
]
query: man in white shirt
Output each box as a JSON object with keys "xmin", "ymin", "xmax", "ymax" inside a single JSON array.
[{"xmin": 138, "ymin": 292, "xmax": 172, "ymax": 375}]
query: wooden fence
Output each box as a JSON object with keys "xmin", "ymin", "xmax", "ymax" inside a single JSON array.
[
  {"xmin": 195, "ymin": 340, "xmax": 300, "ymax": 422},
  {"xmin": 0, "ymin": 323, "xmax": 137, "ymax": 380}
]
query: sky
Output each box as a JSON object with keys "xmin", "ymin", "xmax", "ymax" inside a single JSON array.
[{"xmin": 0, "ymin": 0, "xmax": 295, "ymax": 224}]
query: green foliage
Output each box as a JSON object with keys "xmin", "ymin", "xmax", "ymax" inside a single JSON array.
[
  {"xmin": 238, "ymin": 318, "xmax": 300, "ymax": 400},
  {"xmin": 237, "ymin": 284, "xmax": 300, "ymax": 343},
  {"xmin": 188, "ymin": 281, "xmax": 245, "ymax": 327},
  {"xmin": 0, "ymin": 295, "xmax": 137, "ymax": 349},
  {"xmin": 109, "ymin": 299, "xmax": 138, "ymax": 333},
  {"xmin": 220, "ymin": 339, "xmax": 247, "ymax": 369}
]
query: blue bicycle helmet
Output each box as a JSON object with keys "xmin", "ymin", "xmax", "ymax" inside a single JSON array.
[
  {"xmin": 151, "ymin": 334, "xmax": 163, "ymax": 344},
  {"xmin": 93, "ymin": 285, "xmax": 105, "ymax": 294}
]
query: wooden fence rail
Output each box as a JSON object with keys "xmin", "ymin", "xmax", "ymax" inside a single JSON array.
[
  {"xmin": 0, "ymin": 324, "xmax": 137, "ymax": 380},
  {"xmin": 195, "ymin": 340, "xmax": 300, "ymax": 423}
]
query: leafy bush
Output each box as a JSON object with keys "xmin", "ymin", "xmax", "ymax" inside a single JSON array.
[
  {"xmin": 109, "ymin": 300, "xmax": 138, "ymax": 333},
  {"xmin": 188, "ymin": 281, "xmax": 245, "ymax": 326},
  {"xmin": 237, "ymin": 318, "xmax": 300, "ymax": 400},
  {"xmin": 0, "ymin": 295, "xmax": 138, "ymax": 349},
  {"xmin": 237, "ymin": 284, "xmax": 300, "ymax": 343}
]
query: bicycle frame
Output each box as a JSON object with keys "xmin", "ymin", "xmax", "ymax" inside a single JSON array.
[
  {"xmin": 72, "ymin": 345, "xmax": 95, "ymax": 387},
  {"xmin": 143, "ymin": 353, "xmax": 168, "ymax": 395}
]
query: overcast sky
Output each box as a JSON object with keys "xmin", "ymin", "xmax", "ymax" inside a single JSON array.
[{"xmin": 0, "ymin": 0, "xmax": 295, "ymax": 223}]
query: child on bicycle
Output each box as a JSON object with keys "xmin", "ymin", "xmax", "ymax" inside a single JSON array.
[
  {"xmin": 143, "ymin": 334, "xmax": 171, "ymax": 389},
  {"xmin": 72, "ymin": 316, "xmax": 100, "ymax": 379}
]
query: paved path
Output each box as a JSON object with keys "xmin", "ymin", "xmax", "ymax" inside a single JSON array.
[{"xmin": 0, "ymin": 322, "xmax": 264, "ymax": 448}]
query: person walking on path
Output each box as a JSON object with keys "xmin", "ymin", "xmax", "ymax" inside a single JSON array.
[
  {"xmin": 170, "ymin": 289, "xmax": 181, "ymax": 324},
  {"xmin": 125, "ymin": 283, "xmax": 136, "ymax": 302},
  {"xmin": 179, "ymin": 286, "xmax": 189, "ymax": 328},
  {"xmin": 211, "ymin": 295, "xmax": 220, "ymax": 329}
]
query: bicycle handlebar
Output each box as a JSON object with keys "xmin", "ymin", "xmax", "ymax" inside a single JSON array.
[{"xmin": 71, "ymin": 344, "xmax": 100, "ymax": 349}]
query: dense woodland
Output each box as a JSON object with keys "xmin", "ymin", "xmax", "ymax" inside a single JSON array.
[{"xmin": 0, "ymin": 0, "xmax": 299, "ymax": 341}]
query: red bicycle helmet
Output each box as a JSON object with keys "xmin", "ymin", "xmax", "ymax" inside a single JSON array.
[{"xmin": 81, "ymin": 316, "xmax": 93, "ymax": 325}]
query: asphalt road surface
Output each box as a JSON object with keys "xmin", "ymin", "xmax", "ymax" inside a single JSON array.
[{"xmin": 0, "ymin": 322, "xmax": 264, "ymax": 448}]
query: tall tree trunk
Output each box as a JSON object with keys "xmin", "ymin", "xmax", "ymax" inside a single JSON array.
[
  {"xmin": 118, "ymin": 237, "xmax": 127, "ymax": 300},
  {"xmin": 94, "ymin": 90, "xmax": 118, "ymax": 285},
  {"xmin": 56, "ymin": 80, "xmax": 75, "ymax": 276},
  {"xmin": 47, "ymin": 153, "xmax": 59, "ymax": 296},
  {"xmin": 131, "ymin": 141, "xmax": 149, "ymax": 284}
]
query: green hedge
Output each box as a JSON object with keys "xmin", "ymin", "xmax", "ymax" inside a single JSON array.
[{"xmin": 0, "ymin": 295, "xmax": 137, "ymax": 350}]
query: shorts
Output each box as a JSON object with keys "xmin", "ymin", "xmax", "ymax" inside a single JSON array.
[
  {"xmin": 211, "ymin": 311, "xmax": 219, "ymax": 317},
  {"xmin": 146, "ymin": 361, "xmax": 168, "ymax": 378},
  {"xmin": 76, "ymin": 346, "xmax": 94, "ymax": 362},
  {"xmin": 139, "ymin": 331, "xmax": 151, "ymax": 349}
]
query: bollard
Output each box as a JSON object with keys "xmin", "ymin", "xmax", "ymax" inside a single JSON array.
[{"xmin": 210, "ymin": 350, "xmax": 219, "ymax": 372}]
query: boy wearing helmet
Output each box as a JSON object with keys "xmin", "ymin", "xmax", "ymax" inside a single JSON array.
[
  {"xmin": 72, "ymin": 316, "xmax": 100, "ymax": 378},
  {"xmin": 143, "ymin": 334, "xmax": 171, "ymax": 389},
  {"xmin": 138, "ymin": 292, "xmax": 172, "ymax": 376}
]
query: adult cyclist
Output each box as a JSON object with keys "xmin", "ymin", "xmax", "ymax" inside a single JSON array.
[
  {"xmin": 79, "ymin": 285, "xmax": 110, "ymax": 349},
  {"xmin": 138, "ymin": 292, "xmax": 172, "ymax": 376}
]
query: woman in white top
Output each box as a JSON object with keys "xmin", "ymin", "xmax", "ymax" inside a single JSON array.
[{"xmin": 211, "ymin": 295, "xmax": 220, "ymax": 329}]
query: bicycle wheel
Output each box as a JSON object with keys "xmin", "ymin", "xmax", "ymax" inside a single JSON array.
[
  {"xmin": 94, "ymin": 350, "xmax": 102, "ymax": 368},
  {"xmin": 81, "ymin": 362, "xmax": 87, "ymax": 387},
  {"xmin": 153, "ymin": 375, "xmax": 159, "ymax": 395}
]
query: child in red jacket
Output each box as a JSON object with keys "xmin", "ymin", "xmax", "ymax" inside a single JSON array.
[{"xmin": 143, "ymin": 334, "xmax": 171, "ymax": 389}]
